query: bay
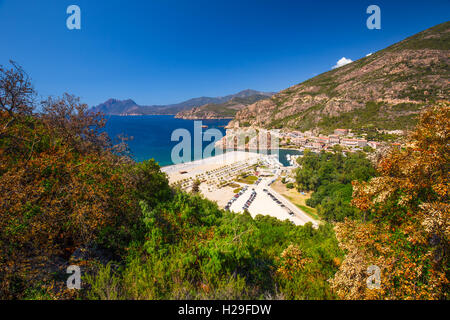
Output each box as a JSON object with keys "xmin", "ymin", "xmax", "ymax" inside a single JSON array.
[
  {"xmin": 104, "ymin": 115, "xmax": 302, "ymax": 167},
  {"xmin": 104, "ymin": 115, "xmax": 230, "ymax": 166}
]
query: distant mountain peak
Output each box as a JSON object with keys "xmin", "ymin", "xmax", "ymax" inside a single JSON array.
[
  {"xmin": 91, "ymin": 98, "xmax": 139, "ymax": 115},
  {"xmin": 102, "ymin": 98, "xmax": 136, "ymax": 105},
  {"xmin": 91, "ymin": 89, "xmax": 275, "ymax": 116}
]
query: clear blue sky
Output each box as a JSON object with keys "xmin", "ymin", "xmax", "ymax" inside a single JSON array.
[{"xmin": 1, "ymin": 0, "xmax": 448, "ymax": 106}]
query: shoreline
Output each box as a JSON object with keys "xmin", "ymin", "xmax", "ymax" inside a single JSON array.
[
  {"xmin": 159, "ymin": 150, "xmax": 317, "ymax": 227},
  {"xmin": 159, "ymin": 148, "xmax": 303, "ymax": 169},
  {"xmin": 106, "ymin": 114, "xmax": 234, "ymax": 119},
  {"xmin": 161, "ymin": 151, "xmax": 264, "ymax": 173}
]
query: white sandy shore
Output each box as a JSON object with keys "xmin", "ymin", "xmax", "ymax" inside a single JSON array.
[
  {"xmin": 161, "ymin": 150, "xmax": 317, "ymax": 226},
  {"xmin": 161, "ymin": 151, "xmax": 262, "ymax": 183}
]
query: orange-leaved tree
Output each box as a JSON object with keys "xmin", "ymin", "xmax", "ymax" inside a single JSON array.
[
  {"xmin": 330, "ymin": 101, "xmax": 449, "ymax": 300},
  {"xmin": 0, "ymin": 62, "xmax": 143, "ymax": 298}
]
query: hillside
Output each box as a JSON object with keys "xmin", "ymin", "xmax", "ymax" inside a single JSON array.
[
  {"xmin": 228, "ymin": 22, "xmax": 449, "ymax": 133},
  {"xmin": 174, "ymin": 94, "xmax": 273, "ymax": 119},
  {"xmin": 2, "ymin": 52, "xmax": 449, "ymax": 302},
  {"xmin": 91, "ymin": 89, "xmax": 274, "ymax": 116}
]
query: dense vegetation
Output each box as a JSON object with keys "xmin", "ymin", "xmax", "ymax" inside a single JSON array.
[
  {"xmin": 295, "ymin": 150, "xmax": 377, "ymax": 222},
  {"xmin": 0, "ymin": 62, "xmax": 155, "ymax": 298},
  {"xmin": 330, "ymin": 102, "xmax": 449, "ymax": 299},
  {"xmin": 1, "ymin": 63, "xmax": 447, "ymax": 300},
  {"xmin": 86, "ymin": 206, "xmax": 341, "ymax": 299},
  {"xmin": 0, "ymin": 63, "xmax": 341, "ymax": 300},
  {"xmin": 317, "ymin": 101, "xmax": 423, "ymax": 135}
]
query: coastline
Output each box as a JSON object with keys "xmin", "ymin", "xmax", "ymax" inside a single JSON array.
[
  {"xmin": 161, "ymin": 150, "xmax": 318, "ymax": 227},
  {"xmin": 159, "ymin": 148, "xmax": 303, "ymax": 169},
  {"xmin": 106, "ymin": 114, "xmax": 234, "ymax": 120},
  {"xmin": 161, "ymin": 151, "xmax": 262, "ymax": 175},
  {"xmin": 174, "ymin": 116, "xmax": 234, "ymax": 120}
]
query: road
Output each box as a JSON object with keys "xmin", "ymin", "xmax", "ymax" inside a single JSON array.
[{"xmin": 229, "ymin": 175, "xmax": 319, "ymax": 227}]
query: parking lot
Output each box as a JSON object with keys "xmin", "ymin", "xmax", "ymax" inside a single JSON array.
[{"xmin": 226, "ymin": 176, "xmax": 318, "ymax": 227}]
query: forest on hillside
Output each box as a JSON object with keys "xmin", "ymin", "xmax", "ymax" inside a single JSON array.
[
  {"xmin": 295, "ymin": 149, "xmax": 377, "ymax": 222},
  {"xmin": 0, "ymin": 63, "xmax": 448, "ymax": 300}
]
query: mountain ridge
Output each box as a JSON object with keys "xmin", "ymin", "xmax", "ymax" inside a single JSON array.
[
  {"xmin": 227, "ymin": 21, "xmax": 450, "ymax": 134},
  {"xmin": 91, "ymin": 89, "xmax": 275, "ymax": 116},
  {"xmin": 174, "ymin": 94, "xmax": 274, "ymax": 119}
]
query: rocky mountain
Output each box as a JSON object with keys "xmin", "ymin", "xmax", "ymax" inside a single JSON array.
[
  {"xmin": 228, "ymin": 21, "xmax": 449, "ymax": 134},
  {"xmin": 91, "ymin": 89, "xmax": 274, "ymax": 116},
  {"xmin": 174, "ymin": 94, "xmax": 273, "ymax": 119}
]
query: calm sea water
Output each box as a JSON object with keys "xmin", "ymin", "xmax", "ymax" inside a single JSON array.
[
  {"xmin": 104, "ymin": 115, "xmax": 301, "ymax": 167},
  {"xmin": 104, "ymin": 115, "xmax": 229, "ymax": 166}
]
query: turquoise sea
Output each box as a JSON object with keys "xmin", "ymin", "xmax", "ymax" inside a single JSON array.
[{"xmin": 104, "ymin": 115, "xmax": 301, "ymax": 167}]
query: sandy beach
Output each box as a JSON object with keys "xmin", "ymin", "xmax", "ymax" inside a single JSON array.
[
  {"xmin": 161, "ymin": 150, "xmax": 317, "ymax": 227},
  {"xmin": 161, "ymin": 151, "xmax": 263, "ymax": 184}
]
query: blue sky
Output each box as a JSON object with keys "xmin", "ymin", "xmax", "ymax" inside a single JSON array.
[{"xmin": 1, "ymin": 0, "xmax": 448, "ymax": 106}]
